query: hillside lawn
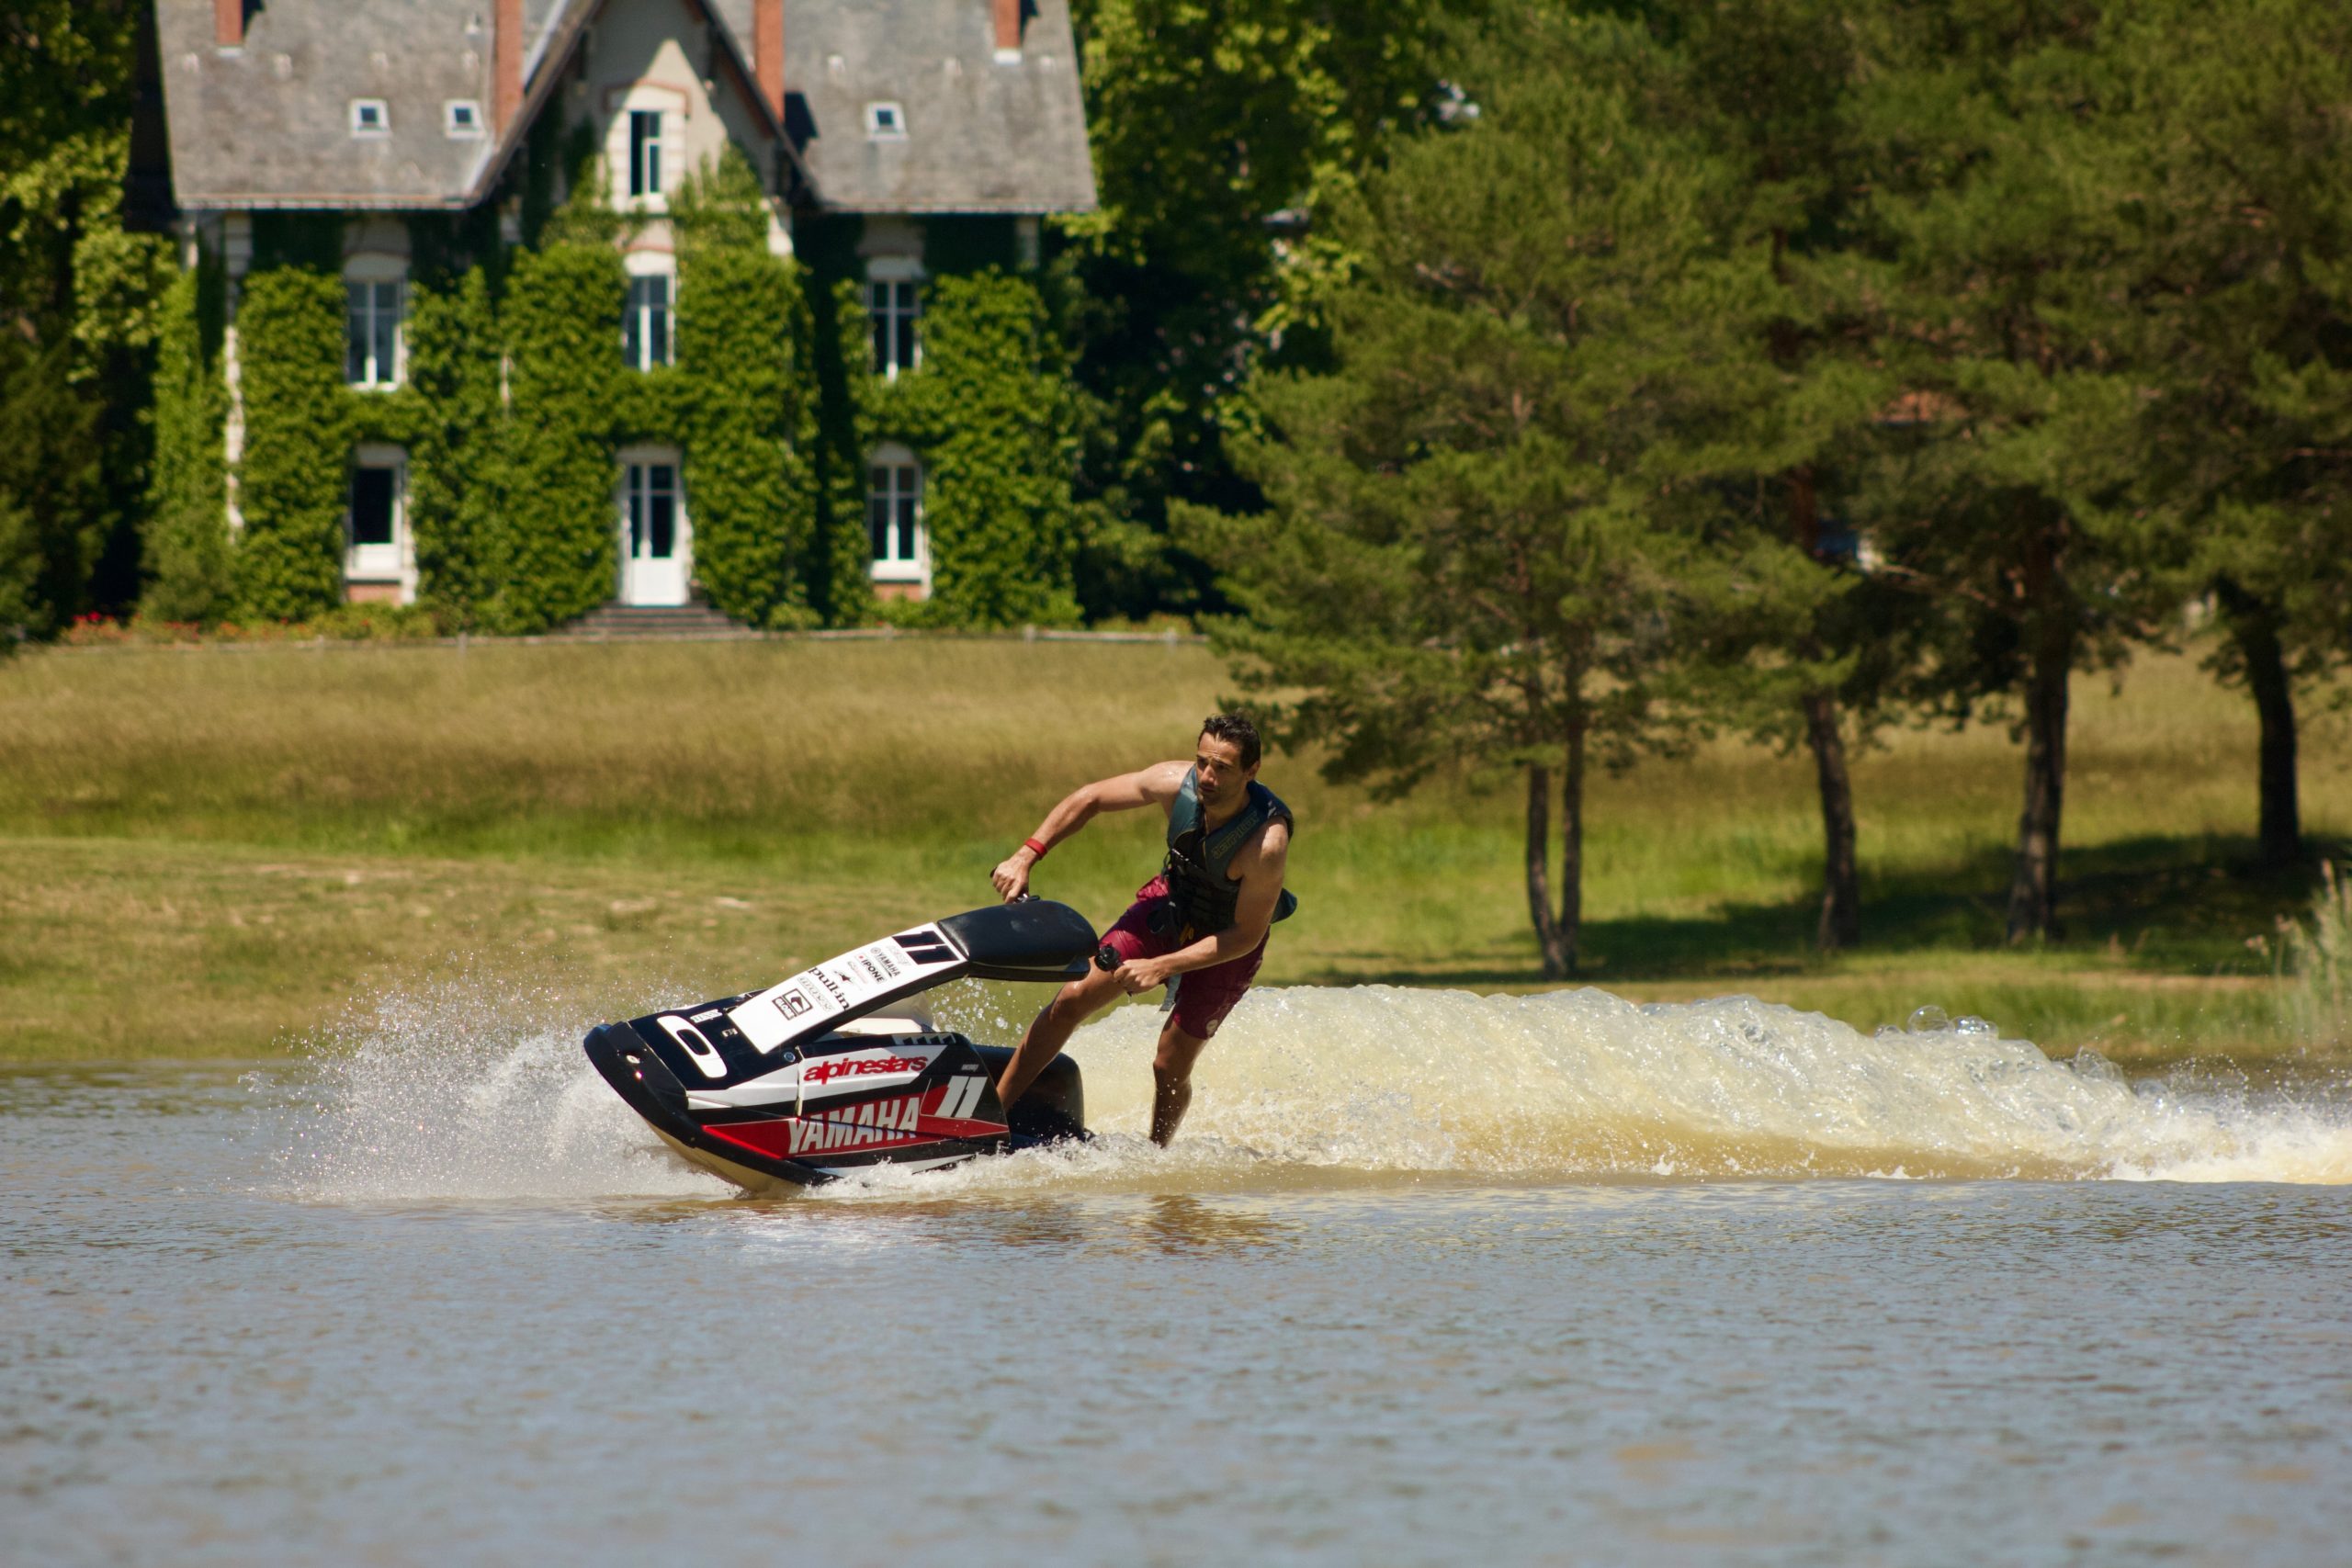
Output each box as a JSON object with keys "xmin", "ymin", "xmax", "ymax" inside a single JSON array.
[{"xmin": 2, "ymin": 636, "xmax": 2346, "ymax": 1066}]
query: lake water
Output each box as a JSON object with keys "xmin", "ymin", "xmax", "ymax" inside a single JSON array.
[{"xmin": 6, "ymin": 982, "xmax": 2352, "ymax": 1565}]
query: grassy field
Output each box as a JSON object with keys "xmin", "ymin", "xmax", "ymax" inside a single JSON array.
[{"xmin": 3, "ymin": 635, "xmax": 2346, "ymax": 1065}]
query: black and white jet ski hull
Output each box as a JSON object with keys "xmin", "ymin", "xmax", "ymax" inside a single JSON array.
[{"xmin": 583, "ymin": 900, "xmax": 1097, "ymax": 1190}]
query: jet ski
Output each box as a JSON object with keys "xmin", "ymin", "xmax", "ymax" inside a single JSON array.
[{"xmin": 583, "ymin": 898, "xmax": 1102, "ymax": 1191}]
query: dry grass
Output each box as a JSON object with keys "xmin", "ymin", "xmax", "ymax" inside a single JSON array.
[{"xmin": 3, "ymin": 636, "xmax": 2347, "ymax": 1063}]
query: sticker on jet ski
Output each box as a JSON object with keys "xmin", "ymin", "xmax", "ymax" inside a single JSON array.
[
  {"xmin": 684, "ymin": 1039, "xmax": 955, "ymax": 1110},
  {"xmin": 729, "ymin": 926, "xmax": 966, "ymax": 1054},
  {"xmin": 698, "ymin": 1077, "xmax": 1005, "ymax": 1163}
]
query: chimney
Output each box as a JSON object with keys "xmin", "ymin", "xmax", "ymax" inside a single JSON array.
[
  {"xmin": 993, "ymin": 0, "xmax": 1021, "ymax": 61},
  {"xmin": 494, "ymin": 0, "xmax": 525, "ymax": 131},
  {"xmin": 753, "ymin": 0, "xmax": 785, "ymax": 125},
  {"xmin": 214, "ymin": 0, "xmax": 244, "ymax": 49}
]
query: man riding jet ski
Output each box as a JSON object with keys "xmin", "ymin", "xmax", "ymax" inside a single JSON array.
[{"xmin": 583, "ymin": 899, "xmax": 1101, "ymax": 1191}]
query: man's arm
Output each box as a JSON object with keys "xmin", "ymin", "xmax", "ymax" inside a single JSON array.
[
  {"xmin": 1114, "ymin": 821, "xmax": 1291, "ymax": 991},
  {"xmin": 990, "ymin": 761, "xmax": 1190, "ymax": 901}
]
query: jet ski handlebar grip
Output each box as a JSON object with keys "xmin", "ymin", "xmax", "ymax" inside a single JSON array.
[{"xmin": 1094, "ymin": 943, "xmax": 1122, "ymax": 972}]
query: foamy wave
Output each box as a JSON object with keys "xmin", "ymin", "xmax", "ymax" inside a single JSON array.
[
  {"xmin": 269, "ymin": 977, "xmax": 2352, "ymax": 1200},
  {"xmin": 1049, "ymin": 987, "xmax": 2352, "ymax": 1185}
]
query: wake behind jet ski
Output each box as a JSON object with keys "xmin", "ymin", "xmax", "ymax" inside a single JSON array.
[{"xmin": 583, "ymin": 899, "xmax": 1103, "ymax": 1191}]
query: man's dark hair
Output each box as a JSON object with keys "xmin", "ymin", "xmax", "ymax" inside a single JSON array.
[{"xmin": 1198, "ymin": 712, "xmax": 1262, "ymax": 771}]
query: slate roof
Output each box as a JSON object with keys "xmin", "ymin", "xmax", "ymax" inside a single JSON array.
[
  {"xmin": 153, "ymin": 0, "xmax": 1093, "ymax": 216},
  {"xmin": 752, "ymin": 0, "xmax": 1096, "ymax": 214},
  {"xmin": 156, "ymin": 0, "xmax": 508, "ymax": 209}
]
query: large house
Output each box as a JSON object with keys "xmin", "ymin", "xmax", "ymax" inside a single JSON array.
[{"xmin": 149, "ymin": 0, "xmax": 1095, "ymax": 623}]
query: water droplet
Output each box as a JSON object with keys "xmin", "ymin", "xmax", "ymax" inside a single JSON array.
[
  {"xmin": 1955, "ymin": 1015, "xmax": 1996, "ymax": 1036},
  {"xmin": 1906, "ymin": 1005, "xmax": 1951, "ymax": 1034}
]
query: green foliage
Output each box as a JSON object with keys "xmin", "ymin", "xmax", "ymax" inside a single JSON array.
[
  {"xmin": 2277, "ymin": 862, "xmax": 2352, "ymax": 1047},
  {"xmin": 1184, "ymin": 8, "xmax": 1748, "ymax": 975},
  {"xmin": 669, "ymin": 145, "xmax": 773, "ymax": 261},
  {"xmin": 0, "ymin": 332, "xmax": 103, "ymax": 637},
  {"xmin": 808, "ymin": 275, "xmax": 878, "ymax": 626},
  {"xmin": 678, "ymin": 246, "xmax": 818, "ymax": 628},
  {"xmin": 141, "ymin": 267, "xmax": 232, "ymax": 623},
  {"xmin": 492, "ymin": 243, "xmax": 624, "ymax": 632},
  {"xmin": 401, "ymin": 267, "xmax": 505, "ymax": 626},
  {"xmin": 1060, "ymin": 0, "xmax": 1463, "ymax": 617},
  {"xmin": 0, "ymin": 2, "xmax": 172, "ymax": 623},
  {"xmin": 888, "ymin": 272, "xmax": 1080, "ymax": 627},
  {"xmin": 232, "ymin": 268, "xmax": 355, "ymax": 619}
]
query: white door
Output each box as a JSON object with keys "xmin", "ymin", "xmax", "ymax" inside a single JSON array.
[{"xmin": 619, "ymin": 460, "xmax": 690, "ymax": 605}]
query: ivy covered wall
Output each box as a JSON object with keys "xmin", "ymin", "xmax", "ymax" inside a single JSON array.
[
  {"xmin": 677, "ymin": 246, "xmax": 818, "ymax": 628},
  {"xmin": 141, "ymin": 259, "xmax": 231, "ymax": 622},
  {"xmin": 493, "ymin": 243, "xmax": 624, "ymax": 633},
  {"xmin": 401, "ymin": 267, "xmax": 503, "ymax": 624},
  {"xmin": 232, "ymin": 267, "xmax": 355, "ymax": 619},
  {"xmin": 880, "ymin": 270, "xmax": 1080, "ymax": 628}
]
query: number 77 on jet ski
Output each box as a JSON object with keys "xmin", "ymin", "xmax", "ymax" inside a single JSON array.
[{"xmin": 991, "ymin": 711, "xmax": 1297, "ymax": 1147}]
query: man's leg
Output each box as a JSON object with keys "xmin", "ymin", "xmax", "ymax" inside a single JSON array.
[
  {"xmin": 1149, "ymin": 1015, "xmax": 1214, "ymax": 1147},
  {"xmin": 995, "ymin": 963, "xmax": 1125, "ymax": 1112}
]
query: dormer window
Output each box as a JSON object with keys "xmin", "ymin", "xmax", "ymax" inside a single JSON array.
[
  {"xmin": 865, "ymin": 102, "xmax": 906, "ymax": 141},
  {"xmin": 444, "ymin": 100, "xmax": 483, "ymax": 139},
  {"xmin": 350, "ymin": 99, "xmax": 389, "ymax": 138},
  {"xmin": 629, "ymin": 110, "xmax": 666, "ymax": 196}
]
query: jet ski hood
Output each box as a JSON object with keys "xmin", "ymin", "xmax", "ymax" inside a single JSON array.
[
  {"xmin": 729, "ymin": 898, "xmax": 1099, "ymax": 1055},
  {"xmin": 582, "ymin": 900, "xmax": 1099, "ymax": 1190}
]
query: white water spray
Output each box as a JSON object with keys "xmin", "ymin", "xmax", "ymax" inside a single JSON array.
[
  {"xmin": 272, "ymin": 977, "xmax": 2352, "ymax": 1201},
  {"xmin": 270, "ymin": 971, "xmax": 729, "ymax": 1201}
]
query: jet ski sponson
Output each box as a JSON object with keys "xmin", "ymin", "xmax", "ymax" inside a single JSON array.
[{"xmin": 583, "ymin": 900, "xmax": 1098, "ymax": 1190}]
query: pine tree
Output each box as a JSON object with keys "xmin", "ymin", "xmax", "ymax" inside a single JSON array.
[
  {"xmin": 1842, "ymin": 1, "xmax": 2161, "ymax": 943},
  {"xmin": 1182, "ymin": 9, "xmax": 1743, "ymax": 976},
  {"xmin": 2095, "ymin": 0, "xmax": 2352, "ymax": 866}
]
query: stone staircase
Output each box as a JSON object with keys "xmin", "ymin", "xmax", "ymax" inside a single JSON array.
[{"xmin": 555, "ymin": 602, "xmax": 759, "ymax": 641}]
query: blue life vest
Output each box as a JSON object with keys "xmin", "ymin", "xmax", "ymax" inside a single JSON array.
[{"xmin": 1161, "ymin": 768, "xmax": 1298, "ymax": 942}]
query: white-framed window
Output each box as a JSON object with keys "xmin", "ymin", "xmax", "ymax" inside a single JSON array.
[
  {"xmin": 623, "ymin": 269, "xmax": 673, "ymax": 370},
  {"xmin": 606, "ymin": 86, "xmax": 686, "ymax": 212},
  {"xmin": 865, "ymin": 102, "xmax": 907, "ymax": 140},
  {"xmin": 350, "ymin": 98, "xmax": 389, "ymax": 137},
  {"xmin": 345, "ymin": 446, "xmax": 410, "ymax": 594},
  {"xmin": 628, "ymin": 108, "xmax": 667, "ymax": 197},
  {"xmin": 444, "ymin": 100, "xmax": 483, "ymax": 138},
  {"xmin": 866, "ymin": 258, "xmax": 921, "ymax": 379},
  {"xmin": 867, "ymin": 446, "xmax": 926, "ymax": 588},
  {"xmin": 345, "ymin": 273, "xmax": 404, "ymax": 389}
]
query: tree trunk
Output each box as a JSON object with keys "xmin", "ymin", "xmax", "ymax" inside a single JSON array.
[
  {"xmin": 1558, "ymin": 720, "xmax": 1587, "ymax": 973},
  {"xmin": 1786, "ymin": 467, "xmax": 1861, "ymax": 950},
  {"xmin": 2005, "ymin": 591, "xmax": 2074, "ymax": 943},
  {"xmin": 1803, "ymin": 690, "xmax": 1861, "ymax": 950},
  {"xmin": 2221, "ymin": 594, "xmax": 2301, "ymax": 867},
  {"xmin": 1525, "ymin": 762, "xmax": 1567, "ymax": 979}
]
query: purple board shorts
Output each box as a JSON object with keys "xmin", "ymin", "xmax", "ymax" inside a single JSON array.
[{"xmin": 1102, "ymin": 874, "xmax": 1267, "ymax": 1039}]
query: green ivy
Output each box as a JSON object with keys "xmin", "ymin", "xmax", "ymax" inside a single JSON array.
[
  {"xmin": 232, "ymin": 267, "xmax": 353, "ymax": 619},
  {"xmin": 401, "ymin": 267, "xmax": 503, "ymax": 626},
  {"xmin": 812, "ymin": 275, "xmax": 878, "ymax": 625},
  {"xmin": 140, "ymin": 263, "xmax": 232, "ymax": 623},
  {"xmin": 678, "ymin": 246, "xmax": 818, "ymax": 627},
  {"xmin": 888, "ymin": 271, "xmax": 1080, "ymax": 627},
  {"xmin": 491, "ymin": 243, "xmax": 624, "ymax": 632}
]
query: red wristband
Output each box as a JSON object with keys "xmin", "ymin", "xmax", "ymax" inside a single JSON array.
[{"xmin": 1022, "ymin": 837, "xmax": 1049, "ymax": 861}]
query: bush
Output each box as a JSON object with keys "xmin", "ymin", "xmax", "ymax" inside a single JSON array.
[{"xmin": 2278, "ymin": 862, "xmax": 2352, "ymax": 1047}]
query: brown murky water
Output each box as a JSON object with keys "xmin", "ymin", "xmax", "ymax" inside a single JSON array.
[{"xmin": 6, "ymin": 984, "xmax": 2352, "ymax": 1564}]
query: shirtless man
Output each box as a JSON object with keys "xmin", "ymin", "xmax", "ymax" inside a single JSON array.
[{"xmin": 989, "ymin": 713, "xmax": 1296, "ymax": 1146}]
